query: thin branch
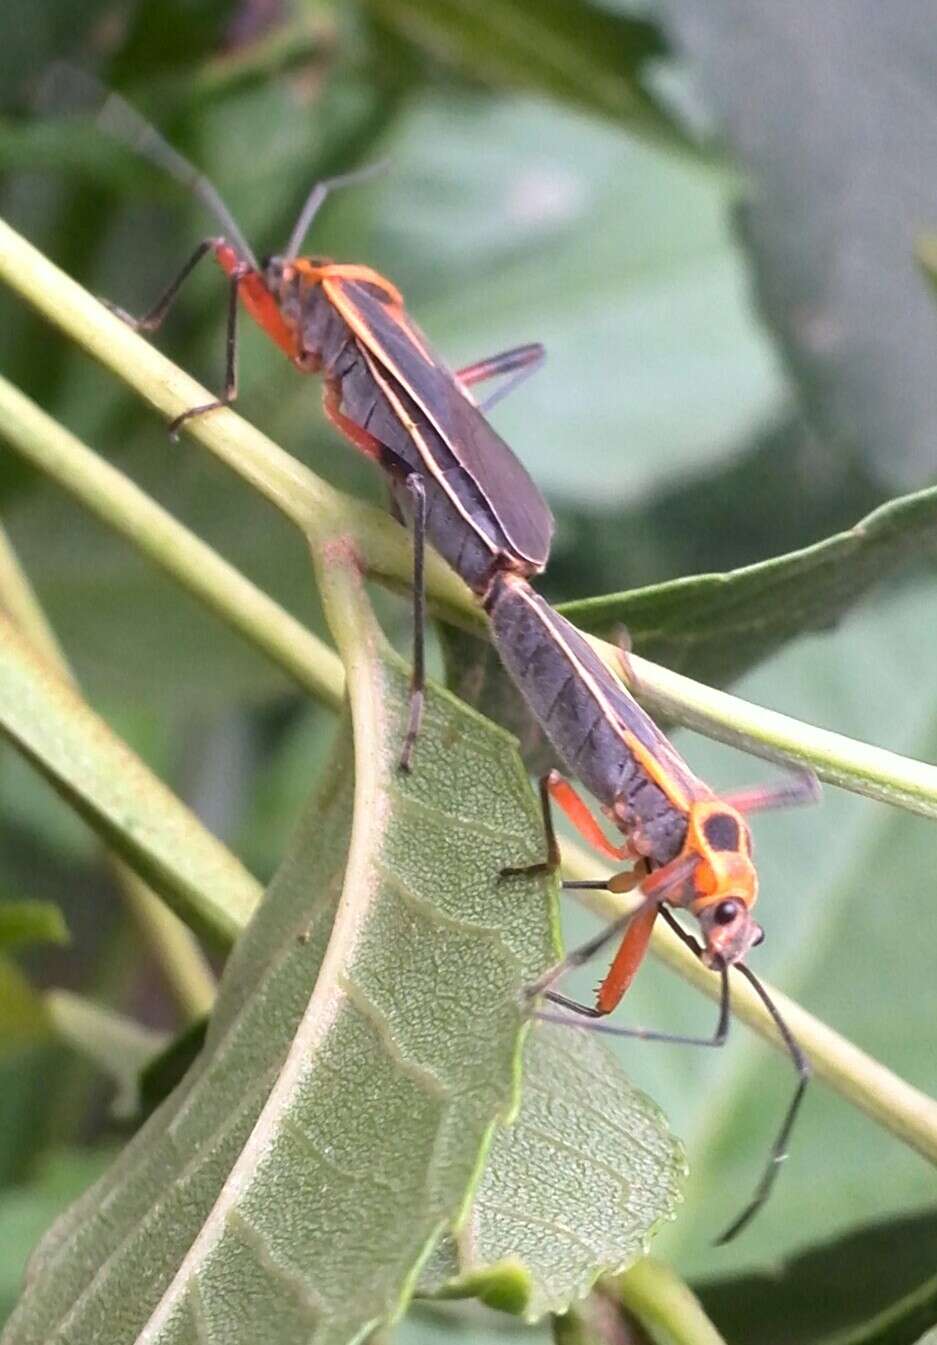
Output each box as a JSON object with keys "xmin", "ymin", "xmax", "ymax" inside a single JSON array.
[
  {"xmin": 0, "ymin": 517, "xmax": 217, "ymax": 1019},
  {"xmin": 0, "ymin": 374, "xmax": 345, "ymax": 712}
]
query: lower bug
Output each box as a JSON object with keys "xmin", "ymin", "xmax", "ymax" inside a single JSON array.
[{"xmin": 487, "ymin": 573, "xmax": 820, "ymax": 1241}]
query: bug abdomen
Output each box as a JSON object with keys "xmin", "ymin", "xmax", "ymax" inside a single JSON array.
[{"xmin": 487, "ymin": 577, "xmax": 687, "ymax": 865}]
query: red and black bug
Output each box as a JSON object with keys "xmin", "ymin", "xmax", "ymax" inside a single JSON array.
[
  {"xmin": 488, "ymin": 573, "xmax": 820, "ymax": 1241},
  {"xmin": 91, "ymin": 87, "xmax": 553, "ymax": 770}
]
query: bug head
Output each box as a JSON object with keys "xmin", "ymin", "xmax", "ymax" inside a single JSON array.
[{"xmin": 685, "ymin": 801, "xmax": 762, "ymax": 968}]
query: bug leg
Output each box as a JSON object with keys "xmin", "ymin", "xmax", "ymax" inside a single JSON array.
[
  {"xmin": 721, "ymin": 767, "xmax": 822, "ymax": 817},
  {"xmin": 500, "ymin": 773, "xmax": 563, "ymax": 880},
  {"xmin": 456, "ymin": 343, "xmax": 545, "ymax": 414},
  {"xmin": 526, "ymin": 852, "xmax": 701, "ymax": 1013},
  {"xmin": 714, "ymin": 963, "xmax": 810, "ymax": 1243},
  {"xmin": 105, "ymin": 238, "xmax": 219, "ymax": 333},
  {"xmin": 500, "ymin": 771, "xmax": 641, "ymax": 883},
  {"xmin": 538, "ymin": 943, "xmax": 732, "ymax": 1053},
  {"xmin": 169, "ymin": 265, "xmax": 246, "ymax": 437},
  {"xmin": 398, "ymin": 472, "xmax": 427, "ymax": 773},
  {"xmin": 530, "ymin": 877, "xmax": 656, "ymax": 1016},
  {"xmin": 346, "ymin": 432, "xmax": 430, "ymax": 773}
]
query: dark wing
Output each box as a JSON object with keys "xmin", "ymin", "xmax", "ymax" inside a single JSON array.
[
  {"xmin": 326, "ymin": 277, "xmax": 553, "ymax": 568},
  {"xmin": 536, "ymin": 599, "xmax": 709, "ymax": 806}
]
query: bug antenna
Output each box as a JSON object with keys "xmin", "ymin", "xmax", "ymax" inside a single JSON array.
[
  {"xmin": 714, "ymin": 963, "xmax": 811, "ymax": 1244},
  {"xmin": 285, "ymin": 160, "xmax": 389, "ymax": 259},
  {"xmin": 37, "ymin": 63, "xmax": 258, "ymax": 270}
]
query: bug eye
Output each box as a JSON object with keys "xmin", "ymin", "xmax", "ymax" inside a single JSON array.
[{"xmin": 713, "ymin": 900, "xmax": 739, "ymax": 926}]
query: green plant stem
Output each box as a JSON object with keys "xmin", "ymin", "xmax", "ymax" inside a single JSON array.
[
  {"xmin": 0, "ymin": 515, "xmax": 217, "ymax": 1020},
  {"xmin": 0, "ymin": 373, "xmax": 345, "ymax": 711},
  {"xmin": 45, "ymin": 988, "xmax": 167, "ymax": 1119},
  {"xmin": 610, "ymin": 1259, "xmax": 727, "ymax": 1345},
  {"xmin": 562, "ymin": 836, "xmax": 937, "ymax": 1168},
  {"xmin": 613, "ymin": 645, "xmax": 937, "ymax": 819},
  {"xmin": 0, "ymin": 521, "xmax": 68, "ymax": 667},
  {"xmin": 0, "ymin": 214, "xmax": 472, "ymax": 622},
  {"xmin": 111, "ymin": 866, "xmax": 216, "ymax": 1021},
  {"xmin": 0, "ymin": 608, "xmax": 261, "ymax": 944}
]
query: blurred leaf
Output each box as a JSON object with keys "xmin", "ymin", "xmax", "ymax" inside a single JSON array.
[
  {"xmin": 373, "ymin": 95, "xmax": 786, "ymax": 507},
  {"xmin": 0, "ymin": 956, "xmax": 50, "ymax": 1052},
  {"xmin": 361, "ymin": 0, "xmax": 696, "ymax": 156},
  {"xmin": 0, "ymin": 0, "xmax": 115, "ymax": 110},
  {"xmin": 0, "ymin": 1148, "xmax": 112, "ymax": 1328},
  {"xmin": 561, "ymin": 483, "xmax": 937, "ymax": 685},
  {"xmin": 696, "ymin": 1207, "xmax": 937, "ymax": 1345},
  {"xmin": 44, "ymin": 990, "xmax": 167, "ymax": 1121},
  {"xmin": 3, "ymin": 642, "xmax": 560, "ymax": 1343},
  {"xmin": 0, "ymin": 899, "xmax": 67, "ymax": 950},
  {"xmin": 660, "ymin": 0, "xmax": 937, "ymax": 490},
  {"xmin": 849, "ymin": 1279, "xmax": 937, "ymax": 1345},
  {"xmin": 420, "ymin": 1022, "xmax": 685, "ymax": 1321},
  {"xmin": 543, "ymin": 413, "xmax": 886, "ymax": 602},
  {"xmin": 107, "ymin": 0, "xmax": 240, "ymax": 85}
]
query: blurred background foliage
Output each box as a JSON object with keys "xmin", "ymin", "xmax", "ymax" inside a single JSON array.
[{"xmin": 0, "ymin": 0, "xmax": 936, "ymax": 1341}]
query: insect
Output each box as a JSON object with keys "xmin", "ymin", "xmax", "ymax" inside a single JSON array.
[
  {"xmin": 89, "ymin": 86, "xmax": 553, "ymax": 770},
  {"xmin": 487, "ymin": 572, "xmax": 821, "ymax": 1241}
]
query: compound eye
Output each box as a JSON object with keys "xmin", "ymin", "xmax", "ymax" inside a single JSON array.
[{"xmin": 713, "ymin": 900, "xmax": 739, "ymax": 926}]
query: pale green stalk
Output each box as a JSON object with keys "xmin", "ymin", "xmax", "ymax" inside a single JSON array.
[
  {"xmin": 0, "ymin": 516, "xmax": 217, "ymax": 1018},
  {"xmin": 612, "ymin": 1259, "xmax": 728, "ymax": 1345}
]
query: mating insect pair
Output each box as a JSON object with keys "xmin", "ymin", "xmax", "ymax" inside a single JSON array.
[{"xmin": 80, "ymin": 81, "xmax": 821, "ymax": 1241}]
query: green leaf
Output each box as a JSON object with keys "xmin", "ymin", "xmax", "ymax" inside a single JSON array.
[
  {"xmin": 2, "ymin": 639, "xmax": 559, "ymax": 1343},
  {"xmin": 0, "ymin": 609, "xmax": 260, "ymax": 944},
  {"xmin": 359, "ymin": 0, "xmax": 693, "ymax": 156},
  {"xmin": 661, "ymin": 2, "xmax": 937, "ymax": 490},
  {"xmin": 369, "ymin": 96, "xmax": 784, "ymax": 508},
  {"xmin": 0, "ymin": 900, "xmax": 68, "ymax": 950},
  {"xmin": 0, "ymin": 957, "xmax": 50, "ymax": 1053},
  {"xmin": 419, "ymin": 1023, "xmax": 685, "ymax": 1321},
  {"xmin": 697, "ymin": 1207, "xmax": 937, "ymax": 1345},
  {"xmin": 0, "ymin": 1149, "xmax": 113, "ymax": 1329},
  {"xmin": 560, "ymin": 483, "xmax": 937, "ymax": 687}
]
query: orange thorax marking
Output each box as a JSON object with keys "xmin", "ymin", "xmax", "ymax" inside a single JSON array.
[{"xmin": 683, "ymin": 800, "xmax": 758, "ymax": 914}]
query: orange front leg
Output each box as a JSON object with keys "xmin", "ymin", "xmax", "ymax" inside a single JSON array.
[
  {"xmin": 546, "ymin": 771, "xmax": 639, "ymax": 863},
  {"xmin": 595, "ymin": 899, "xmax": 658, "ymax": 1014}
]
